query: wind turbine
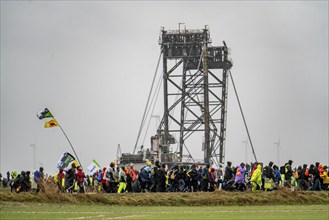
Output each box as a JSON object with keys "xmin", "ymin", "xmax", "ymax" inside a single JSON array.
[
  {"xmin": 116, "ymin": 144, "xmax": 122, "ymax": 165},
  {"xmin": 29, "ymin": 143, "xmax": 36, "ymax": 170},
  {"xmin": 274, "ymin": 138, "xmax": 281, "ymax": 166},
  {"xmin": 242, "ymin": 139, "xmax": 248, "ymax": 164},
  {"xmin": 29, "ymin": 138, "xmax": 37, "ymax": 170}
]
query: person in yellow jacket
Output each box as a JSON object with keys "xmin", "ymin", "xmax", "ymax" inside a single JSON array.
[
  {"xmin": 54, "ymin": 169, "xmax": 64, "ymax": 193},
  {"xmin": 117, "ymin": 166, "xmax": 127, "ymax": 193},
  {"xmin": 251, "ymin": 164, "xmax": 262, "ymax": 191},
  {"xmin": 320, "ymin": 165, "xmax": 329, "ymax": 190}
]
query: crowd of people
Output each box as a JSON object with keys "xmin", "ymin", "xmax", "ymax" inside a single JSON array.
[
  {"xmin": 1, "ymin": 159, "xmax": 328, "ymax": 193},
  {"xmin": 0, "ymin": 167, "xmax": 46, "ymax": 193}
]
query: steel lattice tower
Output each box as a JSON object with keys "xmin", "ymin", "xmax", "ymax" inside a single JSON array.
[{"xmin": 157, "ymin": 26, "xmax": 232, "ymax": 165}]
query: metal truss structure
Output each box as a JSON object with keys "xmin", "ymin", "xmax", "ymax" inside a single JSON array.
[{"xmin": 157, "ymin": 26, "xmax": 232, "ymax": 165}]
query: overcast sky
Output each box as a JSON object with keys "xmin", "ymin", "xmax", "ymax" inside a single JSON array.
[{"xmin": 1, "ymin": 1, "xmax": 328, "ymax": 174}]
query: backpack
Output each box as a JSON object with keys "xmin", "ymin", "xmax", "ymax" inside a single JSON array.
[
  {"xmin": 106, "ymin": 167, "xmax": 115, "ymax": 182},
  {"xmin": 202, "ymin": 168, "xmax": 209, "ymax": 180},
  {"xmin": 280, "ymin": 166, "xmax": 285, "ymax": 174},
  {"xmin": 34, "ymin": 171, "xmax": 39, "ymax": 182},
  {"xmin": 305, "ymin": 168, "xmax": 309, "ymax": 177},
  {"xmin": 224, "ymin": 167, "xmax": 233, "ymax": 180},
  {"xmin": 106, "ymin": 170, "xmax": 115, "ymax": 182},
  {"xmin": 263, "ymin": 166, "xmax": 269, "ymax": 177},
  {"xmin": 106, "ymin": 171, "xmax": 111, "ymax": 179},
  {"xmin": 97, "ymin": 172, "xmax": 102, "ymax": 181},
  {"xmin": 139, "ymin": 167, "xmax": 150, "ymax": 183}
]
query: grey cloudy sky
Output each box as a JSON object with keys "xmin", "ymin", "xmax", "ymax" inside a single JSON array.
[{"xmin": 1, "ymin": 1, "xmax": 328, "ymax": 174}]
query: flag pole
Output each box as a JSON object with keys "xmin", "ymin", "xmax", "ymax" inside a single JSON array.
[
  {"xmin": 57, "ymin": 122, "xmax": 83, "ymax": 168},
  {"xmin": 38, "ymin": 108, "xmax": 83, "ymax": 168}
]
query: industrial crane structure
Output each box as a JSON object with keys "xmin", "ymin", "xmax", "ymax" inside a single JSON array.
[{"xmin": 122, "ymin": 25, "xmax": 233, "ymax": 167}]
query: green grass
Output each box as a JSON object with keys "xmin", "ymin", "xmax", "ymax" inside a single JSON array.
[
  {"xmin": 1, "ymin": 187, "xmax": 328, "ymax": 219},
  {"xmin": 0, "ymin": 202, "xmax": 328, "ymax": 220}
]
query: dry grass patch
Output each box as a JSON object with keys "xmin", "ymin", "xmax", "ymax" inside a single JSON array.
[{"xmin": 1, "ymin": 188, "xmax": 328, "ymax": 206}]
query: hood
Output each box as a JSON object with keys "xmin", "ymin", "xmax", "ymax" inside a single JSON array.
[{"xmin": 144, "ymin": 166, "xmax": 151, "ymax": 172}]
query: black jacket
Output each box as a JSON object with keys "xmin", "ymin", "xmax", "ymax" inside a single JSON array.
[{"xmin": 224, "ymin": 166, "xmax": 234, "ymax": 181}]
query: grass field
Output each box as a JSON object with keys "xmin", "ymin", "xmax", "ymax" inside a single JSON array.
[
  {"xmin": 1, "ymin": 188, "xmax": 328, "ymax": 219},
  {"xmin": 0, "ymin": 202, "xmax": 328, "ymax": 220},
  {"xmin": 1, "ymin": 189, "xmax": 328, "ymax": 206}
]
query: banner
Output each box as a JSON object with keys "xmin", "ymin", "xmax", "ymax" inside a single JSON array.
[
  {"xmin": 87, "ymin": 159, "xmax": 101, "ymax": 175},
  {"xmin": 56, "ymin": 152, "xmax": 79, "ymax": 171}
]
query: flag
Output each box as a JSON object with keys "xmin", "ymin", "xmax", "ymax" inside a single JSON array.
[
  {"xmin": 87, "ymin": 159, "xmax": 101, "ymax": 175},
  {"xmin": 56, "ymin": 152, "xmax": 79, "ymax": 171},
  {"xmin": 37, "ymin": 108, "xmax": 53, "ymax": 120},
  {"xmin": 44, "ymin": 119, "xmax": 59, "ymax": 128}
]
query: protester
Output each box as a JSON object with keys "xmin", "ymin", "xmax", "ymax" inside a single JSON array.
[
  {"xmin": 7, "ymin": 171, "xmax": 10, "ymax": 182},
  {"xmin": 216, "ymin": 164, "xmax": 223, "ymax": 189},
  {"xmin": 284, "ymin": 160, "xmax": 293, "ymax": 188},
  {"xmin": 234, "ymin": 163, "xmax": 246, "ymax": 191},
  {"xmin": 151, "ymin": 161, "xmax": 161, "ymax": 192},
  {"xmin": 6, "ymin": 159, "xmax": 328, "ymax": 194},
  {"xmin": 155, "ymin": 163, "xmax": 167, "ymax": 192},
  {"xmin": 262, "ymin": 161, "xmax": 274, "ymax": 189},
  {"xmin": 54, "ymin": 169, "xmax": 64, "ymax": 193},
  {"xmin": 100, "ymin": 167, "xmax": 106, "ymax": 192},
  {"xmin": 11, "ymin": 171, "xmax": 18, "ymax": 181},
  {"xmin": 273, "ymin": 165, "xmax": 281, "ymax": 186},
  {"xmin": 320, "ymin": 165, "xmax": 329, "ymax": 190},
  {"xmin": 76, "ymin": 166, "xmax": 86, "ymax": 193},
  {"xmin": 34, "ymin": 167, "xmax": 45, "ymax": 193},
  {"xmin": 299, "ymin": 164, "xmax": 308, "ymax": 190},
  {"xmin": 251, "ymin": 164, "xmax": 262, "ymax": 191},
  {"xmin": 209, "ymin": 167, "xmax": 216, "ymax": 192},
  {"xmin": 10, "ymin": 173, "xmax": 21, "ymax": 193},
  {"xmin": 21, "ymin": 171, "xmax": 31, "ymax": 192},
  {"xmin": 93, "ymin": 170, "xmax": 100, "ymax": 192},
  {"xmin": 312, "ymin": 162, "xmax": 322, "ymax": 191},
  {"xmin": 117, "ymin": 166, "xmax": 127, "ymax": 193},
  {"xmin": 186, "ymin": 164, "xmax": 199, "ymax": 192},
  {"xmin": 125, "ymin": 164, "xmax": 133, "ymax": 192},
  {"xmin": 139, "ymin": 161, "xmax": 152, "ymax": 192},
  {"xmin": 104, "ymin": 162, "xmax": 117, "ymax": 193},
  {"xmin": 224, "ymin": 161, "xmax": 234, "ymax": 182},
  {"xmin": 65, "ymin": 164, "xmax": 77, "ymax": 193},
  {"xmin": 201, "ymin": 164, "xmax": 210, "ymax": 192}
]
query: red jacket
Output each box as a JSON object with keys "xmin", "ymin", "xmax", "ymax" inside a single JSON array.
[
  {"xmin": 76, "ymin": 170, "xmax": 85, "ymax": 183},
  {"xmin": 101, "ymin": 167, "xmax": 107, "ymax": 184}
]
